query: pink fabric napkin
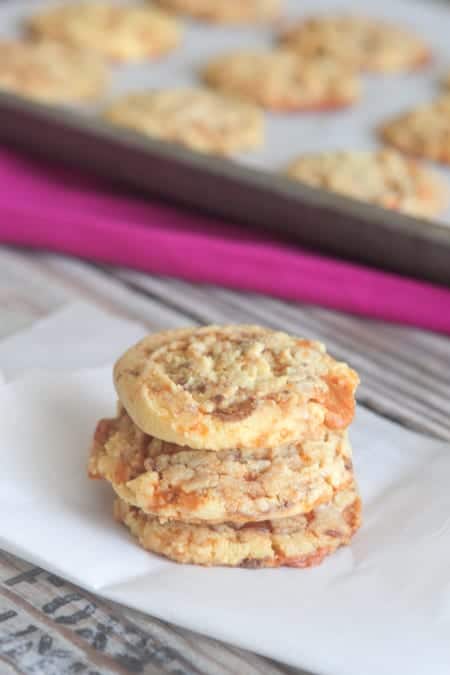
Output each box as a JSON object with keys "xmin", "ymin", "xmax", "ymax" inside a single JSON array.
[{"xmin": 1, "ymin": 147, "xmax": 450, "ymax": 335}]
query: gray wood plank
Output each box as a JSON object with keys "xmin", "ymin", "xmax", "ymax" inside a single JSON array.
[
  {"xmin": 34, "ymin": 252, "xmax": 196, "ymax": 330},
  {"xmin": 0, "ymin": 553, "xmax": 298, "ymax": 675}
]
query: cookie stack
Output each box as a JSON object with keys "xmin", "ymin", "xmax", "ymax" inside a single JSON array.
[{"xmin": 89, "ymin": 325, "xmax": 362, "ymax": 568}]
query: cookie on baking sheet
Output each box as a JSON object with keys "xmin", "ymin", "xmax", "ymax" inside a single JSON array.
[
  {"xmin": 285, "ymin": 149, "xmax": 448, "ymax": 218},
  {"xmin": 114, "ymin": 481, "xmax": 361, "ymax": 567},
  {"xmin": 113, "ymin": 325, "xmax": 359, "ymax": 451},
  {"xmin": 154, "ymin": 0, "xmax": 281, "ymax": 24},
  {"xmin": 279, "ymin": 15, "xmax": 430, "ymax": 73},
  {"xmin": 380, "ymin": 96, "xmax": 450, "ymax": 166},
  {"xmin": 202, "ymin": 50, "xmax": 360, "ymax": 112},
  {"xmin": 27, "ymin": 2, "xmax": 181, "ymax": 63},
  {"xmin": 103, "ymin": 88, "xmax": 264, "ymax": 155},
  {"xmin": 0, "ymin": 40, "xmax": 107, "ymax": 104},
  {"xmin": 89, "ymin": 407, "xmax": 353, "ymax": 523}
]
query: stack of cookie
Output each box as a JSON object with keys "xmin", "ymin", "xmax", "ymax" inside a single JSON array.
[{"xmin": 89, "ymin": 325, "xmax": 361, "ymax": 568}]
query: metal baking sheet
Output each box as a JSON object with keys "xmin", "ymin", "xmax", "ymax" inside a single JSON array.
[{"xmin": 1, "ymin": 0, "xmax": 450, "ymax": 285}]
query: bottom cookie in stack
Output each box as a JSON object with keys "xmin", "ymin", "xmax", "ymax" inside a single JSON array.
[{"xmin": 114, "ymin": 481, "xmax": 361, "ymax": 568}]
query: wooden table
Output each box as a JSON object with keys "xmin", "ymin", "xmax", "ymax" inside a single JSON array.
[{"xmin": 1, "ymin": 244, "xmax": 449, "ymax": 675}]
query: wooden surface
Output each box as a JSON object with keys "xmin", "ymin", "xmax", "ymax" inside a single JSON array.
[{"xmin": 1, "ymin": 244, "xmax": 450, "ymax": 675}]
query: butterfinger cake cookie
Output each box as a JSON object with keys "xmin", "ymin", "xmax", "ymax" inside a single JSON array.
[
  {"xmin": 0, "ymin": 40, "xmax": 107, "ymax": 104},
  {"xmin": 115, "ymin": 481, "xmax": 361, "ymax": 567},
  {"xmin": 89, "ymin": 407, "xmax": 353, "ymax": 523},
  {"xmin": 27, "ymin": 2, "xmax": 181, "ymax": 63},
  {"xmin": 202, "ymin": 50, "xmax": 361, "ymax": 111},
  {"xmin": 285, "ymin": 149, "xmax": 448, "ymax": 218},
  {"xmin": 279, "ymin": 15, "xmax": 430, "ymax": 73},
  {"xmin": 113, "ymin": 326, "xmax": 359, "ymax": 451},
  {"xmin": 103, "ymin": 88, "xmax": 264, "ymax": 155},
  {"xmin": 380, "ymin": 96, "xmax": 450, "ymax": 165},
  {"xmin": 154, "ymin": 0, "xmax": 281, "ymax": 24}
]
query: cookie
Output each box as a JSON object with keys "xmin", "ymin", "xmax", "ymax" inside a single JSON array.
[
  {"xmin": 279, "ymin": 15, "xmax": 430, "ymax": 73},
  {"xmin": 103, "ymin": 88, "xmax": 264, "ymax": 155},
  {"xmin": 114, "ymin": 481, "xmax": 361, "ymax": 567},
  {"xmin": 27, "ymin": 2, "xmax": 181, "ymax": 63},
  {"xmin": 89, "ymin": 407, "xmax": 353, "ymax": 523},
  {"xmin": 380, "ymin": 96, "xmax": 450, "ymax": 166},
  {"xmin": 202, "ymin": 50, "xmax": 360, "ymax": 111},
  {"xmin": 113, "ymin": 326, "xmax": 359, "ymax": 451},
  {"xmin": 0, "ymin": 40, "xmax": 107, "ymax": 104},
  {"xmin": 285, "ymin": 149, "xmax": 448, "ymax": 218},
  {"xmin": 154, "ymin": 0, "xmax": 281, "ymax": 24}
]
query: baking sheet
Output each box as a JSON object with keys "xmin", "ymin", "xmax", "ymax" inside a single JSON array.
[
  {"xmin": 1, "ymin": 0, "xmax": 450, "ymax": 285},
  {"xmin": 2, "ymin": 0, "xmax": 450, "ymax": 202}
]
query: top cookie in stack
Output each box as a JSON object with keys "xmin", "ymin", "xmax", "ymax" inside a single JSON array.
[
  {"xmin": 90, "ymin": 325, "xmax": 361, "ymax": 568},
  {"xmin": 113, "ymin": 325, "xmax": 359, "ymax": 450}
]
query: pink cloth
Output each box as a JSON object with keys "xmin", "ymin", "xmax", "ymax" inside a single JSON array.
[{"xmin": 1, "ymin": 148, "xmax": 450, "ymax": 334}]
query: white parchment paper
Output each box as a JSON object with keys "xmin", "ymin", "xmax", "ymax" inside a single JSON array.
[
  {"xmin": 1, "ymin": 0, "xmax": 450, "ymax": 224},
  {"xmin": 0, "ymin": 302, "xmax": 449, "ymax": 675}
]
